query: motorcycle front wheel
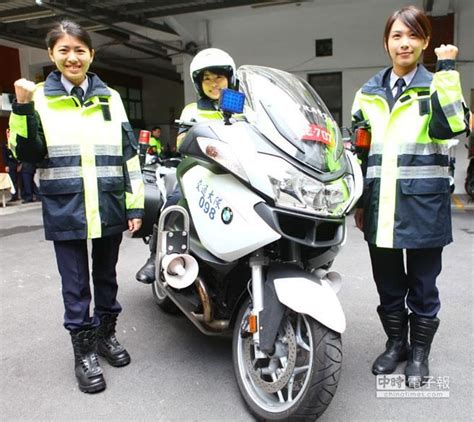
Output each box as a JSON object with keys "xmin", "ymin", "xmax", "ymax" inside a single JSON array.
[{"xmin": 233, "ymin": 301, "xmax": 342, "ymax": 421}]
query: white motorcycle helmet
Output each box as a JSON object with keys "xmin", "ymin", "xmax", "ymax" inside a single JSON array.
[{"xmin": 189, "ymin": 48, "xmax": 236, "ymax": 98}]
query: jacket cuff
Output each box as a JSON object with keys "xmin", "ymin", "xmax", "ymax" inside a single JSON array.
[
  {"xmin": 12, "ymin": 101, "xmax": 35, "ymax": 115},
  {"xmin": 126, "ymin": 209, "xmax": 144, "ymax": 220},
  {"xmin": 435, "ymin": 60, "xmax": 456, "ymax": 72}
]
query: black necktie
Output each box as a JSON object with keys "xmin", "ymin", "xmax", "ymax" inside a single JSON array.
[
  {"xmin": 71, "ymin": 86, "xmax": 84, "ymax": 105},
  {"xmin": 394, "ymin": 78, "xmax": 406, "ymax": 101}
]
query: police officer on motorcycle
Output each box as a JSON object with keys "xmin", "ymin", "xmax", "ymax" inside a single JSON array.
[{"xmin": 136, "ymin": 48, "xmax": 236, "ymax": 283}]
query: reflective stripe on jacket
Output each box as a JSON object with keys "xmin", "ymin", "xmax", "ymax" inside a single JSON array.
[
  {"xmin": 352, "ymin": 64, "xmax": 469, "ymax": 248},
  {"xmin": 9, "ymin": 71, "xmax": 144, "ymax": 241}
]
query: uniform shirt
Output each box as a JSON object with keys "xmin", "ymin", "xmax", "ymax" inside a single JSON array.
[
  {"xmin": 389, "ymin": 67, "xmax": 416, "ymax": 97},
  {"xmin": 61, "ymin": 74, "xmax": 89, "ymax": 99}
]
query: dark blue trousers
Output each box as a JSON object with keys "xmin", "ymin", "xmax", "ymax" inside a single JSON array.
[
  {"xmin": 53, "ymin": 233, "xmax": 123, "ymax": 331},
  {"xmin": 21, "ymin": 163, "xmax": 38, "ymax": 201},
  {"xmin": 368, "ymin": 244, "xmax": 442, "ymax": 318}
]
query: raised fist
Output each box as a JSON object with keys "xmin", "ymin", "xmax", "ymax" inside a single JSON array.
[
  {"xmin": 434, "ymin": 44, "xmax": 458, "ymax": 61},
  {"xmin": 14, "ymin": 78, "xmax": 36, "ymax": 104}
]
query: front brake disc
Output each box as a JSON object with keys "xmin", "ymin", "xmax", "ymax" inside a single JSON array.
[{"xmin": 243, "ymin": 319, "xmax": 297, "ymax": 394}]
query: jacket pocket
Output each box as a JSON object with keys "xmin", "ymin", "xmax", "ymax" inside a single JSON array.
[
  {"xmin": 40, "ymin": 178, "xmax": 83, "ymax": 195},
  {"xmin": 399, "ymin": 178, "xmax": 449, "ymax": 195},
  {"xmin": 41, "ymin": 178, "xmax": 86, "ymax": 233},
  {"xmin": 397, "ymin": 178, "xmax": 451, "ymax": 242},
  {"xmin": 98, "ymin": 177, "xmax": 126, "ymax": 228}
]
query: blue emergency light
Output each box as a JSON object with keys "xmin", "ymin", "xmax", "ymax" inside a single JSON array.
[{"xmin": 219, "ymin": 89, "xmax": 245, "ymax": 114}]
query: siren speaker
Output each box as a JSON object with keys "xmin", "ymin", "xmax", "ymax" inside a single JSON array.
[{"xmin": 161, "ymin": 253, "xmax": 198, "ymax": 289}]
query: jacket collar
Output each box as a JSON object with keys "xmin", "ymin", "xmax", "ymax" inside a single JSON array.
[
  {"xmin": 43, "ymin": 70, "xmax": 111, "ymax": 99},
  {"xmin": 361, "ymin": 64, "xmax": 433, "ymax": 97},
  {"xmin": 197, "ymin": 97, "xmax": 219, "ymax": 111}
]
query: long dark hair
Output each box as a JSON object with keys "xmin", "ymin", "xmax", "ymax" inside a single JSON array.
[
  {"xmin": 383, "ymin": 6, "xmax": 431, "ymax": 46},
  {"xmin": 45, "ymin": 20, "xmax": 93, "ymax": 51}
]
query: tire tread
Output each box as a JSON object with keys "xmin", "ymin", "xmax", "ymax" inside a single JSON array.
[{"xmin": 233, "ymin": 303, "xmax": 342, "ymax": 421}]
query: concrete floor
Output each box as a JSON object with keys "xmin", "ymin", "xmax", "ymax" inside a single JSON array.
[{"xmin": 0, "ymin": 203, "xmax": 473, "ymax": 421}]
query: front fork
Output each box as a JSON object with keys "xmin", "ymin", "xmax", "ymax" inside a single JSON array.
[{"xmin": 249, "ymin": 249, "xmax": 269, "ymax": 359}]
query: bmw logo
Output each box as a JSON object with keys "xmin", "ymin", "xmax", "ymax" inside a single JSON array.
[{"xmin": 221, "ymin": 207, "xmax": 233, "ymax": 224}]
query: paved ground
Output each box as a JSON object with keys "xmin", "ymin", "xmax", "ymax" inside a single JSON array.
[
  {"xmin": 450, "ymin": 193, "xmax": 474, "ymax": 212},
  {"xmin": 0, "ymin": 201, "xmax": 472, "ymax": 421}
]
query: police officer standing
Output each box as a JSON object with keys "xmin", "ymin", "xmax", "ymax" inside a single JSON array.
[
  {"xmin": 9, "ymin": 20, "xmax": 144, "ymax": 393},
  {"xmin": 352, "ymin": 6, "xmax": 470, "ymax": 388}
]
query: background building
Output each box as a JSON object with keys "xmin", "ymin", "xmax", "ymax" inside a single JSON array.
[{"xmin": 1, "ymin": 0, "xmax": 472, "ymax": 191}]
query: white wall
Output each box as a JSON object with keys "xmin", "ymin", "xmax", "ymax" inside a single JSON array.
[{"xmin": 2, "ymin": 0, "xmax": 472, "ymax": 190}]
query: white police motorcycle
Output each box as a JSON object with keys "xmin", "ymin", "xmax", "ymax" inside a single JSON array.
[{"xmin": 152, "ymin": 65, "xmax": 362, "ymax": 420}]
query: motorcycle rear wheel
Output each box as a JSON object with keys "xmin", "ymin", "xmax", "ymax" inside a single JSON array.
[
  {"xmin": 152, "ymin": 279, "xmax": 180, "ymax": 314},
  {"xmin": 233, "ymin": 301, "xmax": 342, "ymax": 421}
]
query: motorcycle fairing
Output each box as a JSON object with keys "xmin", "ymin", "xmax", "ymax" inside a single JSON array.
[
  {"xmin": 179, "ymin": 122, "xmax": 221, "ymax": 161},
  {"xmin": 254, "ymin": 202, "xmax": 345, "ymax": 248},
  {"xmin": 181, "ymin": 165, "xmax": 281, "ymax": 262},
  {"xmin": 238, "ymin": 65, "xmax": 347, "ymax": 178},
  {"xmin": 273, "ymin": 272, "xmax": 346, "ymax": 334},
  {"xmin": 344, "ymin": 150, "xmax": 364, "ymax": 212}
]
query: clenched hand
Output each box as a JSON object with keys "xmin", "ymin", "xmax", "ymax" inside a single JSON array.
[
  {"xmin": 434, "ymin": 44, "xmax": 458, "ymax": 60},
  {"xmin": 14, "ymin": 78, "xmax": 36, "ymax": 104}
]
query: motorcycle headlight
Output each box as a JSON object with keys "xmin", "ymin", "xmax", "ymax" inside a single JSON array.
[{"xmin": 259, "ymin": 154, "xmax": 353, "ymax": 217}]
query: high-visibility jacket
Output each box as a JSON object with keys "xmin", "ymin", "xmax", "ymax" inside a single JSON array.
[
  {"xmin": 352, "ymin": 64, "xmax": 469, "ymax": 249},
  {"xmin": 149, "ymin": 136, "xmax": 162, "ymax": 155},
  {"xmin": 9, "ymin": 70, "xmax": 144, "ymax": 241},
  {"xmin": 179, "ymin": 98, "xmax": 224, "ymax": 123},
  {"xmin": 177, "ymin": 98, "xmax": 227, "ymax": 149},
  {"xmin": 177, "ymin": 97, "xmax": 245, "ymax": 144}
]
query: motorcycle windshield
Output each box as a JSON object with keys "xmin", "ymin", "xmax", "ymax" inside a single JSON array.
[{"xmin": 238, "ymin": 65, "xmax": 345, "ymax": 174}]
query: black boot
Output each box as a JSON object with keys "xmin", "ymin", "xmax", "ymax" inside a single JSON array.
[
  {"xmin": 70, "ymin": 327, "xmax": 106, "ymax": 393},
  {"xmin": 405, "ymin": 314, "xmax": 440, "ymax": 388},
  {"xmin": 372, "ymin": 308, "xmax": 408, "ymax": 375},
  {"xmin": 97, "ymin": 313, "xmax": 131, "ymax": 367},
  {"xmin": 136, "ymin": 225, "xmax": 157, "ymax": 284}
]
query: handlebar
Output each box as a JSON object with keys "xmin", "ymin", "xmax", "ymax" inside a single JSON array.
[{"xmin": 174, "ymin": 119, "xmax": 196, "ymax": 128}]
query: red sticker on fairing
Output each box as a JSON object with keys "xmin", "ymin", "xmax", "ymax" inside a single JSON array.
[{"xmin": 302, "ymin": 124, "xmax": 332, "ymax": 145}]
